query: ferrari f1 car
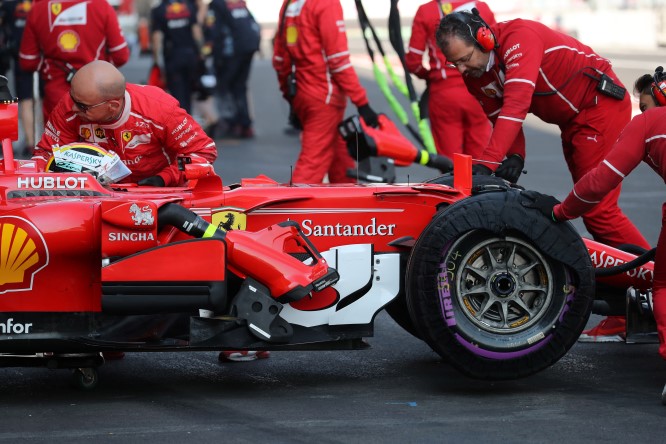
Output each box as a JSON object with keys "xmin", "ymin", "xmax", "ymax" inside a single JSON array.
[{"xmin": 0, "ymin": 88, "xmax": 655, "ymax": 389}]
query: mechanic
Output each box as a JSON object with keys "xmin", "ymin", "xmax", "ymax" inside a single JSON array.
[
  {"xmin": 272, "ymin": 0, "xmax": 380, "ymax": 184},
  {"xmin": 151, "ymin": 0, "xmax": 203, "ymax": 114},
  {"xmin": 436, "ymin": 12, "xmax": 648, "ymax": 247},
  {"xmin": 208, "ymin": 0, "xmax": 260, "ymax": 139},
  {"xmin": 32, "ymin": 60, "xmax": 217, "ymax": 187},
  {"xmin": 525, "ymin": 67, "xmax": 666, "ymax": 401},
  {"xmin": 18, "ymin": 0, "xmax": 129, "ymax": 123},
  {"xmin": 405, "ymin": 0, "xmax": 493, "ymax": 160},
  {"xmin": 0, "ymin": 0, "xmax": 36, "ymax": 158}
]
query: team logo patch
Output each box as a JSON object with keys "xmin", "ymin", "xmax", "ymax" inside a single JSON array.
[
  {"xmin": 122, "ymin": 131, "xmax": 132, "ymax": 143},
  {"xmin": 441, "ymin": 2, "xmax": 452, "ymax": 14},
  {"xmin": 51, "ymin": 2, "xmax": 61, "ymax": 15},
  {"xmin": 57, "ymin": 30, "xmax": 80, "ymax": 51},
  {"xmin": 80, "ymin": 127, "xmax": 91, "ymax": 140},
  {"xmin": 0, "ymin": 217, "xmax": 49, "ymax": 294},
  {"xmin": 212, "ymin": 211, "xmax": 246, "ymax": 231},
  {"xmin": 94, "ymin": 128, "xmax": 106, "ymax": 139},
  {"xmin": 129, "ymin": 203, "xmax": 155, "ymax": 226},
  {"xmin": 18, "ymin": 0, "xmax": 32, "ymax": 13}
]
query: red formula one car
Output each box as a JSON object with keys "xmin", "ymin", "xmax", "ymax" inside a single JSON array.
[{"xmin": 0, "ymin": 95, "xmax": 655, "ymax": 389}]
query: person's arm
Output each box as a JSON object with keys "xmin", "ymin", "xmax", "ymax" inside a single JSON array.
[
  {"xmin": 150, "ymin": 6, "xmax": 165, "ymax": 71},
  {"xmin": 317, "ymin": 0, "xmax": 368, "ymax": 107},
  {"xmin": 18, "ymin": 7, "xmax": 41, "ymax": 72},
  {"xmin": 554, "ymin": 112, "xmax": 648, "ymax": 220},
  {"xmin": 104, "ymin": 1, "xmax": 130, "ymax": 67},
  {"xmin": 272, "ymin": 0, "xmax": 293, "ymax": 100},
  {"xmin": 479, "ymin": 26, "xmax": 543, "ymax": 167},
  {"xmin": 157, "ymin": 107, "xmax": 218, "ymax": 186},
  {"xmin": 405, "ymin": 6, "xmax": 428, "ymax": 79}
]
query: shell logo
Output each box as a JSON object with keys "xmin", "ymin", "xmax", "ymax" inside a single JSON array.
[
  {"xmin": 80, "ymin": 127, "xmax": 91, "ymax": 139},
  {"xmin": 482, "ymin": 87, "xmax": 498, "ymax": 98},
  {"xmin": 57, "ymin": 30, "xmax": 80, "ymax": 52},
  {"xmin": 166, "ymin": 2, "xmax": 183, "ymax": 14},
  {"xmin": 0, "ymin": 217, "xmax": 49, "ymax": 294},
  {"xmin": 440, "ymin": 2, "xmax": 452, "ymax": 14},
  {"xmin": 286, "ymin": 25, "xmax": 298, "ymax": 45},
  {"xmin": 19, "ymin": 0, "xmax": 32, "ymax": 13}
]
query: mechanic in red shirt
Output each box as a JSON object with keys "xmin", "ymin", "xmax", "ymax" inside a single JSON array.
[
  {"xmin": 18, "ymin": 0, "xmax": 130, "ymax": 122},
  {"xmin": 405, "ymin": 1, "xmax": 493, "ymax": 160},
  {"xmin": 32, "ymin": 60, "xmax": 217, "ymax": 186},
  {"xmin": 273, "ymin": 0, "xmax": 379, "ymax": 184},
  {"xmin": 435, "ymin": 10, "xmax": 649, "ymax": 252},
  {"xmin": 525, "ymin": 69, "xmax": 666, "ymax": 397}
]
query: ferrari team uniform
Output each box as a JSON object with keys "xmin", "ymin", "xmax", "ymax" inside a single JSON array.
[
  {"xmin": 33, "ymin": 83, "xmax": 217, "ymax": 186},
  {"xmin": 150, "ymin": 0, "xmax": 199, "ymax": 113},
  {"xmin": 554, "ymin": 107, "xmax": 666, "ymax": 359},
  {"xmin": 273, "ymin": 0, "xmax": 367, "ymax": 184},
  {"xmin": 405, "ymin": 0, "xmax": 493, "ymax": 158},
  {"xmin": 18, "ymin": 0, "xmax": 129, "ymax": 120},
  {"xmin": 464, "ymin": 19, "xmax": 648, "ymax": 249}
]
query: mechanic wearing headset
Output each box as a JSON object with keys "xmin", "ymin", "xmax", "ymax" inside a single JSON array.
[
  {"xmin": 272, "ymin": 0, "xmax": 379, "ymax": 184},
  {"xmin": 405, "ymin": 0, "xmax": 494, "ymax": 160},
  {"xmin": 436, "ymin": 11, "xmax": 651, "ymax": 342},
  {"xmin": 526, "ymin": 68, "xmax": 666, "ymax": 401},
  {"xmin": 31, "ymin": 60, "xmax": 217, "ymax": 187}
]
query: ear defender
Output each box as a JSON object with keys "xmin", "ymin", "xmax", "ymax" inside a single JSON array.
[
  {"xmin": 451, "ymin": 8, "xmax": 497, "ymax": 52},
  {"xmin": 651, "ymin": 66, "xmax": 666, "ymax": 107},
  {"xmin": 474, "ymin": 25, "xmax": 496, "ymax": 52}
]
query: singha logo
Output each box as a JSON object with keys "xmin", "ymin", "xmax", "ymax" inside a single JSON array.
[{"xmin": 129, "ymin": 203, "xmax": 154, "ymax": 226}]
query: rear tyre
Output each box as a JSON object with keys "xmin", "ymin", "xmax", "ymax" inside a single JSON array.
[{"xmin": 406, "ymin": 189, "xmax": 594, "ymax": 380}]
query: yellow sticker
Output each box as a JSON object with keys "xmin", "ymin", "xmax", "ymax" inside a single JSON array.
[
  {"xmin": 286, "ymin": 25, "xmax": 298, "ymax": 45},
  {"xmin": 212, "ymin": 211, "xmax": 246, "ymax": 231},
  {"xmin": 51, "ymin": 2, "xmax": 61, "ymax": 15},
  {"xmin": 122, "ymin": 131, "xmax": 132, "ymax": 143},
  {"xmin": 441, "ymin": 2, "xmax": 452, "ymax": 14}
]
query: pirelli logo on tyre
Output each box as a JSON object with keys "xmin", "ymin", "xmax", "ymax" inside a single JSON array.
[{"xmin": 0, "ymin": 217, "xmax": 49, "ymax": 294}]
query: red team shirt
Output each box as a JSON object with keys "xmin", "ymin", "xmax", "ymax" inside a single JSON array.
[
  {"xmin": 33, "ymin": 84, "xmax": 218, "ymax": 186},
  {"xmin": 465, "ymin": 19, "xmax": 622, "ymax": 165},
  {"xmin": 19, "ymin": 0, "xmax": 130, "ymax": 115},
  {"xmin": 272, "ymin": 0, "xmax": 368, "ymax": 108}
]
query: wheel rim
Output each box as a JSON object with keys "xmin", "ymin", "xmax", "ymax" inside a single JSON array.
[{"xmin": 454, "ymin": 235, "xmax": 554, "ymax": 334}]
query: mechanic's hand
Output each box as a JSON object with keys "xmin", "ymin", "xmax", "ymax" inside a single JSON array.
[
  {"xmin": 471, "ymin": 163, "xmax": 493, "ymax": 175},
  {"xmin": 431, "ymin": 153, "xmax": 453, "ymax": 174},
  {"xmin": 495, "ymin": 154, "xmax": 524, "ymax": 183},
  {"xmin": 288, "ymin": 105, "xmax": 302, "ymax": 130},
  {"xmin": 137, "ymin": 175, "xmax": 165, "ymax": 187},
  {"xmin": 521, "ymin": 190, "xmax": 561, "ymax": 221},
  {"xmin": 357, "ymin": 104, "xmax": 379, "ymax": 128}
]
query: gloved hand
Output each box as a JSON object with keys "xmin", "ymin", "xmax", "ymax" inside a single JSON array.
[
  {"xmin": 521, "ymin": 190, "xmax": 561, "ymax": 221},
  {"xmin": 138, "ymin": 175, "xmax": 165, "ymax": 187},
  {"xmin": 495, "ymin": 154, "xmax": 524, "ymax": 183},
  {"xmin": 471, "ymin": 163, "xmax": 493, "ymax": 175},
  {"xmin": 430, "ymin": 154, "xmax": 453, "ymax": 174},
  {"xmin": 288, "ymin": 104, "xmax": 302, "ymax": 130},
  {"xmin": 357, "ymin": 104, "xmax": 379, "ymax": 128}
]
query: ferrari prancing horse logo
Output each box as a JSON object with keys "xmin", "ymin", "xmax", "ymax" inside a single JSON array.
[
  {"xmin": 51, "ymin": 2, "xmax": 61, "ymax": 15},
  {"xmin": 122, "ymin": 131, "xmax": 132, "ymax": 143}
]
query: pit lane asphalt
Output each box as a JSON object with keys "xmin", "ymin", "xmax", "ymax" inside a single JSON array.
[{"xmin": 2, "ymin": 51, "xmax": 666, "ymax": 443}]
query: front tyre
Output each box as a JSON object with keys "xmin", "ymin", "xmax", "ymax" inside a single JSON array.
[{"xmin": 406, "ymin": 189, "xmax": 595, "ymax": 380}]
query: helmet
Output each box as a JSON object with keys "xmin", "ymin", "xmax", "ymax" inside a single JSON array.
[{"xmin": 45, "ymin": 142, "xmax": 131, "ymax": 185}]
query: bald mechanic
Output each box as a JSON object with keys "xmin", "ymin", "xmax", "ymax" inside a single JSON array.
[
  {"xmin": 435, "ymin": 10, "xmax": 649, "ymax": 252},
  {"xmin": 32, "ymin": 60, "xmax": 217, "ymax": 186}
]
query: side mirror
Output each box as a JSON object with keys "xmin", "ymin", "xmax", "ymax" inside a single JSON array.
[{"xmin": 177, "ymin": 155, "xmax": 215, "ymax": 180}]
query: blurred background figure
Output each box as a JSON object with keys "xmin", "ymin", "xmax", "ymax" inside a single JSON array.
[
  {"xmin": 151, "ymin": 0, "xmax": 202, "ymax": 113},
  {"xmin": 208, "ymin": 0, "xmax": 260, "ymax": 139},
  {"xmin": 406, "ymin": 0, "xmax": 494, "ymax": 159},
  {"xmin": 18, "ymin": 0, "xmax": 129, "ymax": 123},
  {"xmin": 0, "ymin": 0, "xmax": 36, "ymax": 157}
]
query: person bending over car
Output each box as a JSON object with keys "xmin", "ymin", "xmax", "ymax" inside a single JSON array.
[
  {"xmin": 525, "ymin": 67, "xmax": 666, "ymax": 402},
  {"xmin": 31, "ymin": 60, "xmax": 217, "ymax": 187}
]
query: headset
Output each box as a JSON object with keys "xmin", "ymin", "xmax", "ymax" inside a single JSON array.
[
  {"xmin": 448, "ymin": 7, "xmax": 497, "ymax": 52},
  {"xmin": 651, "ymin": 66, "xmax": 666, "ymax": 107}
]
